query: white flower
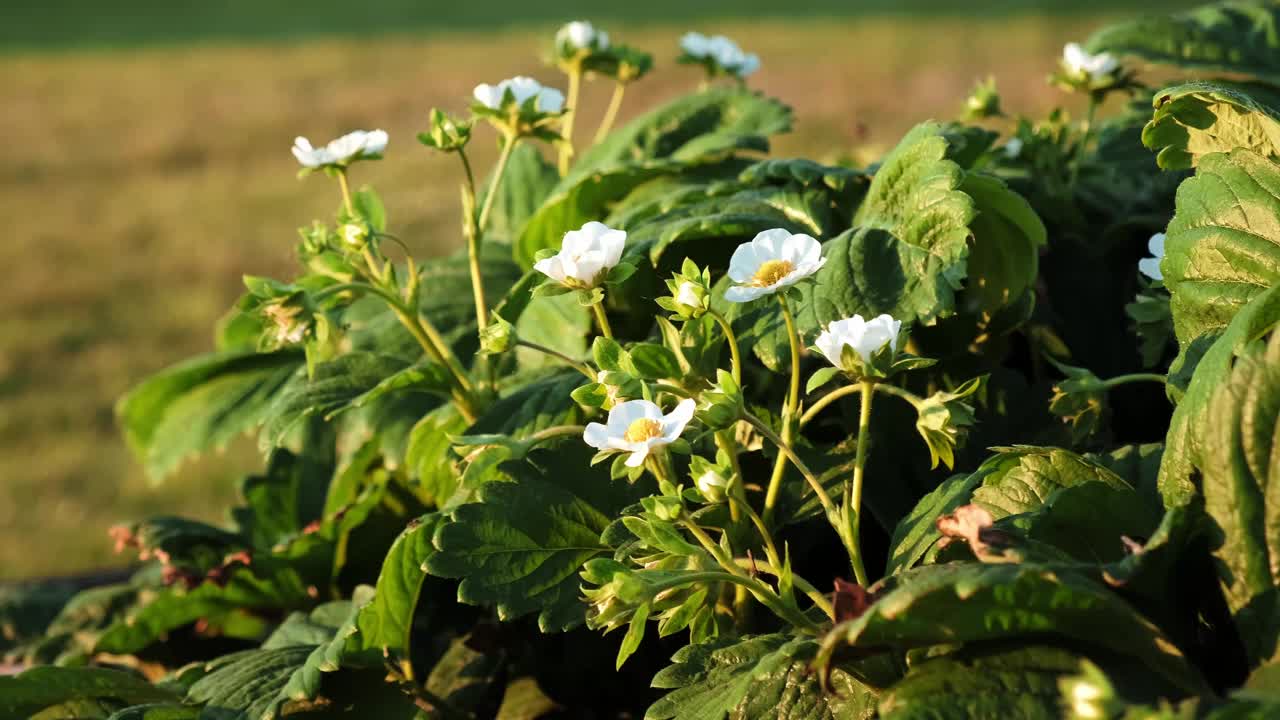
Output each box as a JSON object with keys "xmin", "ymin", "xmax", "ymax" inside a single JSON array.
[
  {"xmin": 680, "ymin": 32, "xmax": 711, "ymax": 57},
  {"xmin": 291, "ymin": 130, "xmax": 388, "ymax": 168},
  {"xmin": 1139, "ymin": 232, "xmax": 1165, "ymax": 281},
  {"xmin": 473, "ymin": 76, "xmax": 565, "ymax": 113},
  {"xmin": 558, "ymin": 20, "xmax": 609, "ymax": 52},
  {"xmin": 815, "ymin": 314, "xmax": 903, "ymax": 368},
  {"xmin": 724, "ymin": 229, "xmax": 825, "ymax": 302},
  {"xmin": 534, "ymin": 221, "xmax": 626, "ymax": 288},
  {"xmin": 696, "ymin": 469, "xmax": 728, "ymax": 501},
  {"xmin": 1003, "ymin": 137, "xmax": 1023, "ymax": 159},
  {"xmin": 681, "ymin": 32, "xmax": 758, "ymax": 77},
  {"xmin": 583, "ymin": 398, "xmax": 696, "ymax": 467},
  {"xmin": 1062, "ymin": 43, "xmax": 1119, "ymax": 83},
  {"xmin": 676, "ymin": 281, "xmax": 701, "ymax": 308}
]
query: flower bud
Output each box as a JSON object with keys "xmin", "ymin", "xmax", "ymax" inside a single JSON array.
[
  {"xmin": 656, "ymin": 259, "xmax": 712, "ymax": 320},
  {"xmin": 478, "ymin": 313, "xmax": 516, "ymax": 356},
  {"xmin": 261, "ymin": 292, "xmax": 314, "ymax": 349},
  {"xmin": 339, "ymin": 222, "xmax": 368, "ymax": 250},
  {"xmin": 417, "ymin": 108, "xmax": 472, "ymax": 153},
  {"xmin": 962, "ymin": 76, "xmax": 1002, "ymax": 120},
  {"xmin": 695, "ymin": 470, "xmax": 728, "ymax": 503}
]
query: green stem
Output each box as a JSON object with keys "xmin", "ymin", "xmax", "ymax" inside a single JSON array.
[
  {"xmin": 1070, "ymin": 95, "xmax": 1099, "ymax": 187},
  {"xmin": 845, "ymin": 381, "xmax": 875, "ymax": 587},
  {"xmin": 337, "ymin": 170, "xmax": 385, "ymax": 285},
  {"xmin": 516, "ymin": 340, "xmax": 595, "ymax": 379},
  {"xmin": 558, "ymin": 65, "xmax": 583, "ymax": 176},
  {"xmin": 526, "ymin": 424, "xmax": 586, "ymax": 445},
  {"xmin": 733, "ymin": 558, "xmax": 835, "ymax": 621},
  {"xmin": 591, "ymin": 301, "xmax": 614, "ymax": 338},
  {"xmin": 729, "ymin": 492, "xmax": 781, "ymax": 571},
  {"xmin": 741, "ymin": 412, "xmax": 842, "ymax": 537},
  {"xmin": 593, "ymin": 81, "xmax": 626, "ymax": 143},
  {"xmin": 1101, "ymin": 372, "xmax": 1167, "ymax": 389},
  {"xmin": 762, "ymin": 295, "xmax": 803, "ymax": 525},
  {"xmin": 799, "ymin": 382, "xmax": 863, "ymax": 428},
  {"xmin": 872, "ymin": 382, "xmax": 925, "ymax": 406},
  {"xmin": 709, "ymin": 309, "xmax": 742, "ymax": 385},
  {"xmin": 312, "ymin": 281, "xmax": 476, "ymax": 420},
  {"xmin": 476, "ymin": 135, "xmax": 517, "ymax": 236},
  {"xmin": 715, "ymin": 429, "xmax": 750, "ymax": 628},
  {"xmin": 680, "ymin": 517, "xmax": 821, "ymax": 634}
]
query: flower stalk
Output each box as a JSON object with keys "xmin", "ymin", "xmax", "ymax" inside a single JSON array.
[
  {"xmin": 559, "ymin": 63, "xmax": 583, "ymax": 176},
  {"xmin": 762, "ymin": 294, "xmax": 802, "ymax": 524},
  {"xmin": 594, "ymin": 81, "xmax": 627, "ymax": 143},
  {"xmin": 844, "ymin": 379, "xmax": 875, "ymax": 587}
]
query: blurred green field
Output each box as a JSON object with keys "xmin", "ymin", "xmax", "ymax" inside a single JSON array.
[{"xmin": 0, "ymin": 2, "xmax": 1187, "ymax": 579}]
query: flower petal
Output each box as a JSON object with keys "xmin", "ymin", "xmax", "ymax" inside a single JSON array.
[
  {"xmin": 583, "ymin": 422, "xmax": 610, "ymax": 449},
  {"xmin": 625, "ymin": 447, "xmax": 650, "ymax": 467},
  {"xmin": 661, "ymin": 398, "xmax": 696, "ymax": 441},
  {"xmin": 724, "ymin": 284, "xmax": 771, "ymax": 303}
]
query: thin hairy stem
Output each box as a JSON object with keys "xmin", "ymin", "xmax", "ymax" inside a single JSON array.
[
  {"xmin": 593, "ymin": 81, "xmax": 626, "ymax": 143},
  {"xmin": 799, "ymin": 382, "xmax": 864, "ymax": 428},
  {"xmin": 516, "ymin": 340, "xmax": 595, "ymax": 379},
  {"xmin": 845, "ymin": 380, "xmax": 875, "ymax": 586},
  {"xmin": 558, "ymin": 65, "xmax": 583, "ymax": 176},
  {"xmin": 591, "ymin": 301, "xmax": 614, "ymax": 338},
  {"xmin": 709, "ymin": 309, "xmax": 742, "ymax": 385},
  {"xmin": 762, "ymin": 295, "xmax": 803, "ymax": 524}
]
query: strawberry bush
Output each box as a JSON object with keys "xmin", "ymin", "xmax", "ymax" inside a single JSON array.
[{"xmin": 6, "ymin": 3, "xmax": 1280, "ymax": 718}]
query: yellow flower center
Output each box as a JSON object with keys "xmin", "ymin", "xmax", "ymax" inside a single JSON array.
[
  {"xmin": 623, "ymin": 418, "xmax": 663, "ymax": 443},
  {"xmin": 752, "ymin": 259, "xmax": 794, "ymax": 287}
]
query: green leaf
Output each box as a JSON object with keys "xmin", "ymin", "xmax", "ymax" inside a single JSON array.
[
  {"xmin": 1144, "ymin": 81, "xmax": 1280, "ymax": 170},
  {"xmin": 425, "ymin": 445, "xmax": 652, "ymax": 632},
  {"xmin": 424, "ymin": 632, "xmax": 504, "ymax": 715},
  {"xmin": 466, "ymin": 370, "xmax": 583, "ymax": 439},
  {"xmin": 344, "ymin": 514, "xmax": 446, "ymax": 673},
  {"xmin": 515, "ymin": 293, "xmax": 592, "ymax": 372},
  {"xmin": 1087, "ymin": 2, "xmax": 1280, "ymax": 84},
  {"xmin": 480, "ymin": 143, "xmax": 559, "ymax": 245},
  {"xmin": 186, "ymin": 645, "xmax": 315, "ymax": 720},
  {"xmin": 258, "ymin": 352, "xmax": 409, "ymax": 449},
  {"xmin": 884, "ymin": 447, "xmax": 1134, "ymax": 571},
  {"xmin": 353, "ymin": 185, "xmax": 386, "ymax": 233},
  {"xmin": 233, "ymin": 441, "xmax": 336, "ymax": 550},
  {"xmin": 117, "ymin": 350, "xmax": 303, "ymax": 481},
  {"xmin": 818, "ymin": 563, "xmax": 1209, "ymax": 696},
  {"xmin": 515, "ymin": 89, "xmax": 792, "ymax": 268},
  {"xmin": 1201, "ymin": 330, "xmax": 1280, "ymax": 666},
  {"xmin": 810, "ymin": 122, "xmax": 976, "ymax": 328},
  {"xmin": 885, "ymin": 472, "xmax": 986, "ymax": 576},
  {"xmin": 647, "ymin": 633, "xmax": 876, "ymax": 720},
  {"xmin": 806, "ymin": 366, "xmax": 842, "ymax": 395},
  {"xmin": 574, "ymin": 88, "xmax": 792, "ymax": 181},
  {"xmin": 345, "ymin": 360, "xmax": 455, "ymax": 409},
  {"xmin": 1163, "ymin": 148, "xmax": 1280, "ymax": 348},
  {"xmin": 957, "ymin": 172, "xmax": 1045, "ymax": 314},
  {"xmin": 1159, "ymin": 285, "xmax": 1280, "ymax": 506},
  {"xmin": 969, "ymin": 446, "xmax": 1131, "ymax": 519},
  {"xmin": 628, "ymin": 343, "xmax": 684, "ymax": 380},
  {"xmin": 94, "ymin": 566, "xmax": 315, "ymax": 655},
  {"xmin": 876, "ymin": 645, "xmax": 1085, "ymax": 720},
  {"xmin": 405, "ymin": 404, "xmax": 467, "ymax": 505},
  {"xmin": 0, "ymin": 666, "xmax": 178, "ymax": 719}
]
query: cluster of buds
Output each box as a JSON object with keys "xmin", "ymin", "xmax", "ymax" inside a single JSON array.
[{"xmin": 657, "ymin": 259, "xmax": 712, "ymax": 320}]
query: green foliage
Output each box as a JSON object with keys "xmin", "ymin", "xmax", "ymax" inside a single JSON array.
[
  {"xmin": 117, "ymin": 350, "xmax": 303, "ymax": 481},
  {"xmin": 0, "ymin": 666, "xmax": 178, "ymax": 719},
  {"xmin": 426, "ymin": 446, "xmax": 652, "ymax": 631},
  {"xmin": 1201, "ymin": 331, "xmax": 1280, "ymax": 666},
  {"xmin": 1144, "ymin": 82, "xmax": 1280, "ymax": 170},
  {"xmin": 1087, "ymin": 1, "xmax": 1280, "ymax": 84},
  {"xmin": 811, "ymin": 122, "xmax": 976, "ymax": 327},
  {"xmin": 34, "ymin": 5, "xmax": 1280, "ymax": 716},
  {"xmin": 647, "ymin": 634, "xmax": 875, "ymax": 720},
  {"xmin": 1163, "ymin": 148, "xmax": 1280, "ymax": 348},
  {"xmin": 818, "ymin": 563, "xmax": 1210, "ymax": 696}
]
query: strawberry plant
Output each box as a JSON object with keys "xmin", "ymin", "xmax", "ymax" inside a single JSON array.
[{"xmin": 6, "ymin": 2, "xmax": 1280, "ymax": 718}]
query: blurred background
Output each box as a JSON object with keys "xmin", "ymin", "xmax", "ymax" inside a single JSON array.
[{"xmin": 0, "ymin": 0, "xmax": 1192, "ymax": 579}]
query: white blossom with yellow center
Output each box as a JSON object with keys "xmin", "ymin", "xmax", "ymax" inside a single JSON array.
[
  {"xmin": 583, "ymin": 399, "xmax": 696, "ymax": 467},
  {"xmin": 724, "ymin": 229, "xmax": 825, "ymax": 303}
]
